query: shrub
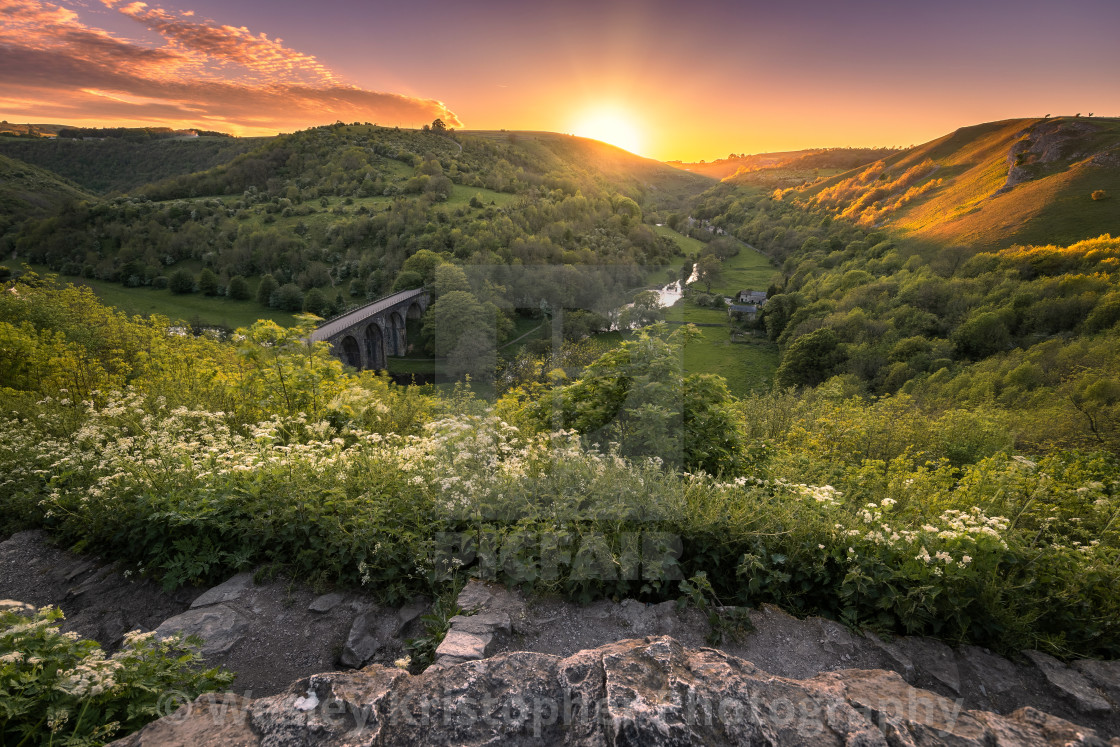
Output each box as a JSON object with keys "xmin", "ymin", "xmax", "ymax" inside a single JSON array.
[
  {"xmin": 227, "ymin": 275, "xmax": 251, "ymax": 300},
  {"xmin": 197, "ymin": 268, "xmax": 221, "ymax": 296},
  {"xmin": 1091, "ymin": 189, "xmax": 1107, "ymax": 201},
  {"xmin": 256, "ymin": 274, "xmax": 278, "ymax": 306},
  {"xmin": 167, "ymin": 268, "xmax": 195, "ymax": 294},
  {"xmin": 302, "ymin": 287, "xmax": 328, "ymax": 316},
  {"xmin": 0, "ymin": 605, "xmax": 231, "ymax": 746},
  {"xmin": 270, "ymin": 283, "xmax": 304, "ymax": 311}
]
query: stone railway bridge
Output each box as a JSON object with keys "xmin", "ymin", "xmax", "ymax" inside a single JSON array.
[{"xmin": 309, "ymin": 288, "xmax": 430, "ymax": 370}]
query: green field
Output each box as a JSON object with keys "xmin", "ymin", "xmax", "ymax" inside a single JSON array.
[
  {"xmin": 27, "ymin": 265, "xmax": 298, "ymax": 329},
  {"xmin": 704, "ymin": 243, "xmax": 776, "ymax": 298},
  {"xmin": 673, "ymin": 299, "xmax": 778, "ymax": 395},
  {"xmin": 652, "ymin": 224, "xmax": 707, "ymax": 256}
]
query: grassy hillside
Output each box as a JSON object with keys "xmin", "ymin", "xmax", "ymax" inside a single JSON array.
[
  {"xmin": 668, "ymin": 148, "xmax": 899, "ymax": 184},
  {"xmin": 0, "ymin": 154, "xmax": 91, "ymax": 233},
  {"xmin": 0, "ymin": 136, "xmax": 266, "ymax": 194},
  {"xmin": 461, "ymin": 131, "xmax": 714, "ymax": 208},
  {"xmin": 768, "ymin": 117, "xmax": 1120, "ymax": 250}
]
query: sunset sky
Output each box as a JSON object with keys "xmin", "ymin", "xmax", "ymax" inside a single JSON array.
[{"xmin": 3, "ymin": 0, "xmax": 1119, "ymax": 161}]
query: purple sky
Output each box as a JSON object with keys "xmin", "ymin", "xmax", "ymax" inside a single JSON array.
[{"xmin": 3, "ymin": 0, "xmax": 1118, "ymax": 159}]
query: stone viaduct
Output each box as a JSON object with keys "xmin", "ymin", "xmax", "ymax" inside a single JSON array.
[{"xmin": 309, "ymin": 288, "xmax": 430, "ymax": 371}]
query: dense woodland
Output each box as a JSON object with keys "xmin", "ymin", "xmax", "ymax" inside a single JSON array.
[{"xmin": 2, "ymin": 124, "xmax": 707, "ymax": 328}]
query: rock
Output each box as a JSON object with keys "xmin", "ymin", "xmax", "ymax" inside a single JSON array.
[
  {"xmin": 1025, "ymin": 650, "xmax": 1112, "ymax": 715},
  {"xmin": 155, "ymin": 604, "xmax": 249, "ymax": 656},
  {"xmin": 108, "ymin": 693, "xmax": 256, "ymax": 747},
  {"xmin": 1076, "ymin": 660, "xmax": 1120, "ymax": 704},
  {"xmin": 434, "ymin": 629, "xmax": 492, "ymax": 661},
  {"xmin": 959, "ymin": 644, "xmax": 1022, "ymax": 697},
  {"xmin": 455, "ymin": 579, "xmax": 493, "ymax": 611},
  {"xmin": 340, "ymin": 609, "xmax": 397, "ymax": 669},
  {"xmin": 63, "ymin": 559, "xmax": 97, "ymax": 582},
  {"xmin": 189, "ymin": 572, "xmax": 255, "ymax": 609},
  {"xmin": 447, "ymin": 610, "xmax": 511, "ymax": 636},
  {"xmin": 395, "ymin": 598, "xmax": 428, "ymax": 636},
  {"xmin": 863, "ymin": 632, "xmax": 917, "ymax": 683},
  {"xmin": 113, "ymin": 636, "xmax": 1118, "ymax": 746},
  {"xmin": 895, "ymin": 636, "xmax": 961, "ymax": 695},
  {"xmin": 816, "ymin": 617, "xmax": 857, "ymax": 658},
  {"xmin": 306, "ymin": 592, "xmax": 345, "ymax": 613},
  {"xmin": 0, "ymin": 599, "xmax": 35, "ymax": 615}
]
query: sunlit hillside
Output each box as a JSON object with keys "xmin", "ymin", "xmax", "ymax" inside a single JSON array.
[{"xmin": 768, "ymin": 117, "xmax": 1120, "ymax": 249}]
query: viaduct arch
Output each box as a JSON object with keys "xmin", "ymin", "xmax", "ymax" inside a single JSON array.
[{"xmin": 309, "ymin": 288, "xmax": 430, "ymax": 371}]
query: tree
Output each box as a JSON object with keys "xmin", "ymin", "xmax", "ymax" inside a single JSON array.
[
  {"xmin": 227, "ymin": 275, "xmax": 251, "ymax": 300},
  {"xmin": 706, "ymin": 236, "xmax": 739, "ymax": 260},
  {"xmin": 952, "ymin": 312, "xmax": 1010, "ymax": 360},
  {"xmin": 198, "ymin": 268, "xmax": 220, "ymax": 296},
  {"xmin": 695, "ymin": 254, "xmax": 722, "ymax": 293},
  {"xmin": 398, "ymin": 249, "xmax": 448, "ymax": 286},
  {"xmin": 168, "ymin": 268, "xmax": 195, "ymax": 294},
  {"xmin": 257, "ymin": 274, "xmax": 278, "ymax": 306},
  {"xmin": 775, "ymin": 328, "xmax": 845, "ymax": 388},
  {"xmin": 302, "ymin": 287, "xmax": 329, "ymax": 316},
  {"xmin": 618, "ymin": 290, "xmax": 664, "ymax": 329},
  {"xmin": 433, "ymin": 264, "xmax": 471, "ymax": 296},
  {"xmin": 542, "ymin": 325, "xmax": 742, "ymax": 472},
  {"xmin": 422, "ymin": 290, "xmax": 510, "ymax": 380},
  {"xmin": 431, "ymin": 118, "xmax": 447, "ymax": 132},
  {"xmin": 270, "ymin": 283, "xmax": 304, "ymax": 311}
]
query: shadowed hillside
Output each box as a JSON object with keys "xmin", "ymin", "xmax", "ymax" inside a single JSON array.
[
  {"xmin": 0, "ymin": 136, "xmax": 267, "ymax": 195},
  {"xmin": 0, "ymin": 154, "xmax": 91, "ymax": 233}
]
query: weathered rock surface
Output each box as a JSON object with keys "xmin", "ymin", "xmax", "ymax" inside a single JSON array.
[
  {"xmin": 156, "ymin": 604, "xmax": 251, "ymax": 655},
  {"xmin": 1025, "ymin": 650, "xmax": 1113, "ymax": 715},
  {"xmin": 5, "ymin": 537, "xmax": 1119, "ymax": 739},
  {"xmin": 111, "ymin": 636, "xmax": 1120, "ymax": 746},
  {"xmin": 0, "ymin": 530, "xmax": 195, "ymax": 647},
  {"xmin": 189, "ymin": 572, "xmax": 256, "ymax": 609},
  {"xmin": 340, "ymin": 608, "xmax": 403, "ymax": 669}
]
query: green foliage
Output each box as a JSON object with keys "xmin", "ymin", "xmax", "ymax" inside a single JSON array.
[
  {"xmin": 539, "ymin": 325, "xmax": 743, "ymax": 473},
  {"xmin": 255, "ymin": 273, "xmax": 278, "ymax": 306},
  {"xmin": 774, "ymin": 328, "xmax": 844, "ymax": 388},
  {"xmin": 167, "ymin": 268, "xmax": 195, "ymax": 295},
  {"xmin": 197, "ymin": 268, "xmax": 220, "ymax": 297},
  {"xmin": 0, "ymin": 605, "xmax": 232, "ymax": 746},
  {"xmin": 403, "ymin": 581, "xmax": 469, "ymax": 672},
  {"xmin": 678, "ymin": 572, "xmax": 753, "ymax": 645},
  {"xmin": 269, "ymin": 283, "xmax": 304, "ymax": 311},
  {"xmin": 421, "ymin": 290, "xmax": 511, "ymax": 380},
  {"xmin": 226, "ymin": 275, "xmax": 251, "ymax": 301},
  {"xmin": 617, "ymin": 290, "xmax": 664, "ymax": 330},
  {"xmin": 302, "ymin": 287, "xmax": 328, "ymax": 316}
]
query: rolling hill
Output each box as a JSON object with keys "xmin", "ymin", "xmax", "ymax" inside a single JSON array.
[
  {"xmin": 667, "ymin": 148, "xmax": 899, "ymax": 183},
  {"xmin": 0, "ymin": 153, "xmax": 91, "ymax": 234},
  {"xmin": 762, "ymin": 117, "xmax": 1120, "ymax": 250},
  {"xmin": 0, "ymin": 135, "xmax": 267, "ymax": 195}
]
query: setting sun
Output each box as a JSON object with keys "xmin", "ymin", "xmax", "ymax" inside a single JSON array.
[{"xmin": 571, "ymin": 109, "xmax": 644, "ymax": 155}]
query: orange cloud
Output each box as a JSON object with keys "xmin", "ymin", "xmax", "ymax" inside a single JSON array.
[
  {"xmin": 101, "ymin": 0, "xmax": 339, "ymax": 85},
  {"xmin": 0, "ymin": 0, "xmax": 462, "ymax": 132}
]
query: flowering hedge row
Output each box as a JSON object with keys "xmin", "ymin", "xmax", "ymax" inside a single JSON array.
[{"xmin": 3, "ymin": 392, "xmax": 1117, "ymax": 657}]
